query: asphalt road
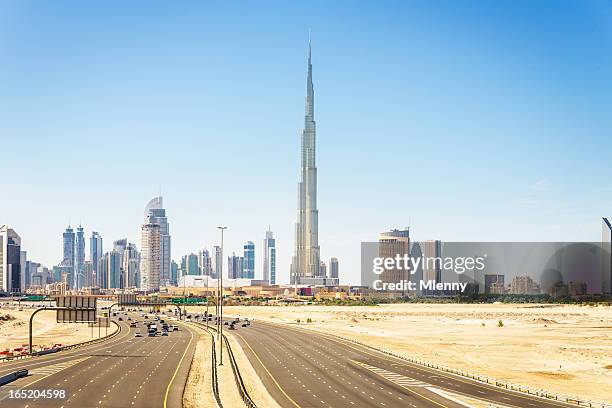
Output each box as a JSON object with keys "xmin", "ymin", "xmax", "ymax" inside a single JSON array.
[
  {"xmin": 0, "ymin": 311, "xmax": 197, "ymax": 408},
  {"xmin": 230, "ymin": 319, "xmax": 579, "ymax": 408}
]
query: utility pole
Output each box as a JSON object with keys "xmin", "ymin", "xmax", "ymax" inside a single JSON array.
[{"xmin": 217, "ymin": 226, "xmax": 227, "ymax": 366}]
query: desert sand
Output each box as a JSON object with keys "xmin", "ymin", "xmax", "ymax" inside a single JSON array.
[
  {"xmin": 214, "ymin": 303, "xmax": 612, "ymax": 404},
  {"xmin": 0, "ymin": 304, "xmax": 114, "ymax": 352}
]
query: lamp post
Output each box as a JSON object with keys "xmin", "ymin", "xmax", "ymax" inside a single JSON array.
[{"xmin": 217, "ymin": 226, "xmax": 227, "ymax": 366}]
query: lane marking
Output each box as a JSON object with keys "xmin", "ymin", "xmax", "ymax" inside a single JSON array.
[
  {"xmin": 163, "ymin": 322, "xmax": 194, "ymax": 408},
  {"xmin": 234, "ymin": 331, "xmax": 301, "ymax": 408}
]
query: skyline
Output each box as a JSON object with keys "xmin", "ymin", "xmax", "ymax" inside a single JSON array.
[{"xmin": 2, "ymin": 1, "xmax": 612, "ymax": 285}]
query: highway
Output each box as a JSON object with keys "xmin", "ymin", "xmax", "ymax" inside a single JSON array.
[
  {"xmin": 230, "ymin": 320, "xmax": 580, "ymax": 408},
  {"xmin": 0, "ymin": 311, "xmax": 197, "ymax": 408}
]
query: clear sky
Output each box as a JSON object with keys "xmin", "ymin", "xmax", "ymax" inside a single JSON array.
[{"xmin": 1, "ymin": 0, "xmax": 611, "ymax": 285}]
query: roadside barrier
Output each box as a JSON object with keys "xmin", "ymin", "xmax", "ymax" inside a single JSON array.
[{"xmin": 0, "ymin": 321, "xmax": 121, "ymax": 363}]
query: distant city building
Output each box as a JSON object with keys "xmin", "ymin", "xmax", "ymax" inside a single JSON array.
[
  {"xmin": 228, "ymin": 253, "xmax": 244, "ymax": 279},
  {"xmin": 20, "ymin": 250, "xmax": 27, "ymax": 292},
  {"xmin": 550, "ymin": 281, "xmax": 569, "ymax": 298},
  {"xmin": 199, "ymin": 248, "xmax": 212, "ymax": 276},
  {"xmin": 123, "ymin": 243, "xmax": 140, "ymax": 288},
  {"xmin": 243, "ymin": 241, "xmax": 255, "ymax": 279},
  {"xmin": 90, "ymin": 231, "xmax": 103, "ymax": 287},
  {"xmin": 144, "ymin": 196, "xmax": 171, "ymax": 284},
  {"xmin": 53, "ymin": 265, "xmax": 72, "ymax": 288},
  {"xmin": 510, "ymin": 276, "xmax": 540, "ymax": 295},
  {"xmin": 140, "ymin": 220, "xmax": 161, "ymax": 291},
  {"xmin": 25, "ymin": 260, "xmax": 41, "ymax": 290},
  {"xmin": 213, "ymin": 246, "xmax": 222, "ymax": 279},
  {"xmin": 263, "ymin": 228, "xmax": 276, "ymax": 284},
  {"xmin": 62, "ymin": 225, "xmax": 75, "ymax": 281},
  {"xmin": 0, "ymin": 226, "xmax": 22, "ymax": 293},
  {"xmin": 185, "ymin": 253, "xmax": 199, "ymax": 276},
  {"xmin": 291, "ymin": 40, "xmax": 321, "ymax": 285},
  {"xmin": 329, "ymin": 258, "xmax": 339, "ymax": 279},
  {"xmin": 319, "ymin": 261, "xmax": 327, "ymax": 277},
  {"xmin": 421, "ymin": 240, "xmax": 442, "ymax": 284},
  {"xmin": 378, "ymin": 228, "xmax": 410, "ymax": 293},
  {"xmin": 103, "ymin": 251, "xmax": 122, "ymax": 289},
  {"xmin": 75, "ymin": 225, "xmax": 85, "ymax": 289},
  {"xmin": 484, "ymin": 274, "xmax": 505, "ymax": 294},
  {"xmin": 83, "ymin": 261, "xmax": 93, "ymax": 287},
  {"xmin": 170, "ymin": 260, "xmax": 178, "ymax": 285}
]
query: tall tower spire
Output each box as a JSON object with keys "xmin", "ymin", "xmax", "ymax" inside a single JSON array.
[{"xmin": 292, "ymin": 34, "xmax": 321, "ymax": 285}]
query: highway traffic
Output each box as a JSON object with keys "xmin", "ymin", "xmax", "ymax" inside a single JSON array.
[{"xmin": 0, "ymin": 310, "xmax": 197, "ymax": 408}]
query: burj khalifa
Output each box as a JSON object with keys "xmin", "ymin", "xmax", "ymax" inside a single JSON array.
[{"xmin": 291, "ymin": 39, "xmax": 321, "ymax": 284}]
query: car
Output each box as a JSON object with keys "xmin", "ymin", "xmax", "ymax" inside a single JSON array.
[
  {"xmin": 242, "ymin": 323, "xmax": 248, "ymax": 327},
  {"xmin": 148, "ymin": 331, "xmax": 156, "ymax": 337},
  {"xmin": 161, "ymin": 331, "xmax": 168, "ymax": 336},
  {"xmin": 173, "ymin": 326, "xmax": 178, "ymax": 331},
  {"xmin": 130, "ymin": 322, "xmax": 137, "ymax": 328},
  {"xmin": 134, "ymin": 332, "xmax": 142, "ymax": 337},
  {"xmin": 224, "ymin": 321, "xmax": 228, "ymax": 325},
  {"xmin": 118, "ymin": 317, "xmax": 123, "ymax": 321},
  {"xmin": 127, "ymin": 317, "xmax": 132, "ymax": 320}
]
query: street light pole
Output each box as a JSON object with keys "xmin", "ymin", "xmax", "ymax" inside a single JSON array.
[{"xmin": 217, "ymin": 226, "xmax": 227, "ymax": 366}]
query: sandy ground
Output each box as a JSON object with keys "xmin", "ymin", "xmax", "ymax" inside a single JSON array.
[
  {"xmin": 212, "ymin": 303, "xmax": 612, "ymax": 404},
  {"xmin": 0, "ymin": 305, "xmax": 114, "ymax": 352},
  {"xmin": 182, "ymin": 329, "xmax": 217, "ymax": 408}
]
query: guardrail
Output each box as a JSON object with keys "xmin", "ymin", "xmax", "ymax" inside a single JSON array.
[
  {"xmin": 209, "ymin": 329, "xmax": 223, "ymax": 408},
  {"xmin": 0, "ymin": 369, "xmax": 28, "ymax": 386},
  {"xmin": 0, "ymin": 320, "xmax": 121, "ymax": 363},
  {"xmin": 193, "ymin": 322, "xmax": 257, "ymax": 408},
  {"xmin": 289, "ymin": 324, "xmax": 612, "ymax": 408}
]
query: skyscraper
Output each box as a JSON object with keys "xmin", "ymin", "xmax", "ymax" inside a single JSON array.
[
  {"xmin": 0, "ymin": 225, "xmax": 21, "ymax": 293},
  {"xmin": 329, "ymin": 258, "xmax": 339, "ymax": 279},
  {"xmin": 20, "ymin": 250, "xmax": 27, "ymax": 292},
  {"xmin": 90, "ymin": 231, "xmax": 103, "ymax": 287},
  {"xmin": 379, "ymin": 228, "xmax": 410, "ymax": 294},
  {"xmin": 140, "ymin": 220, "xmax": 161, "ymax": 291},
  {"xmin": 75, "ymin": 225, "xmax": 85, "ymax": 289},
  {"xmin": 171, "ymin": 260, "xmax": 178, "ymax": 285},
  {"xmin": 291, "ymin": 38, "xmax": 320, "ymax": 284},
  {"xmin": 212, "ymin": 246, "xmax": 222, "ymax": 279},
  {"xmin": 123, "ymin": 243, "xmax": 140, "ymax": 288},
  {"xmin": 200, "ymin": 248, "xmax": 212, "ymax": 276},
  {"xmin": 144, "ymin": 197, "xmax": 171, "ymax": 284},
  {"xmin": 228, "ymin": 253, "xmax": 244, "ymax": 279},
  {"xmin": 185, "ymin": 253, "xmax": 199, "ymax": 276},
  {"xmin": 263, "ymin": 228, "xmax": 276, "ymax": 284},
  {"xmin": 243, "ymin": 241, "xmax": 255, "ymax": 279},
  {"xmin": 62, "ymin": 225, "xmax": 75, "ymax": 287},
  {"xmin": 104, "ymin": 251, "xmax": 122, "ymax": 289}
]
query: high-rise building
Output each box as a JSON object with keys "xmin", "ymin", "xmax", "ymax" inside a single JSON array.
[
  {"xmin": 329, "ymin": 258, "xmax": 339, "ymax": 279},
  {"xmin": 378, "ymin": 228, "xmax": 410, "ymax": 293},
  {"xmin": 83, "ymin": 261, "xmax": 93, "ymax": 287},
  {"xmin": 20, "ymin": 250, "xmax": 27, "ymax": 292},
  {"xmin": 185, "ymin": 253, "xmax": 199, "ymax": 276},
  {"xmin": 0, "ymin": 226, "xmax": 21, "ymax": 293},
  {"xmin": 212, "ymin": 246, "xmax": 222, "ymax": 279},
  {"xmin": 421, "ymin": 240, "xmax": 442, "ymax": 284},
  {"xmin": 291, "ymin": 39, "xmax": 321, "ymax": 285},
  {"xmin": 140, "ymin": 220, "xmax": 161, "ymax": 291},
  {"xmin": 170, "ymin": 260, "xmax": 178, "ymax": 285},
  {"xmin": 144, "ymin": 197, "xmax": 171, "ymax": 283},
  {"xmin": 200, "ymin": 248, "xmax": 212, "ymax": 276},
  {"xmin": 263, "ymin": 229, "xmax": 276, "ymax": 284},
  {"xmin": 123, "ymin": 243, "xmax": 140, "ymax": 288},
  {"xmin": 25, "ymin": 260, "xmax": 41, "ymax": 290},
  {"xmin": 90, "ymin": 231, "xmax": 103, "ymax": 287},
  {"xmin": 228, "ymin": 253, "xmax": 244, "ymax": 279},
  {"xmin": 104, "ymin": 251, "xmax": 122, "ymax": 289},
  {"xmin": 75, "ymin": 225, "xmax": 85, "ymax": 289},
  {"xmin": 319, "ymin": 261, "xmax": 327, "ymax": 277},
  {"xmin": 243, "ymin": 241, "xmax": 255, "ymax": 279},
  {"xmin": 62, "ymin": 225, "xmax": 75, "ymax": 271}
]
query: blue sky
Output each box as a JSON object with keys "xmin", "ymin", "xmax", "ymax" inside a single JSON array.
[{"xmin": 1, "ymin": 0, "xmax": 611, "ymax": 284}]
